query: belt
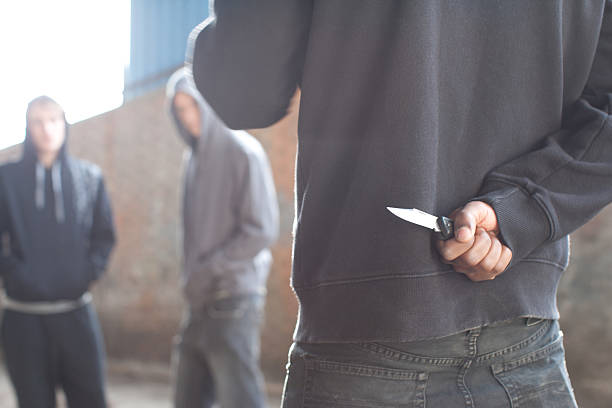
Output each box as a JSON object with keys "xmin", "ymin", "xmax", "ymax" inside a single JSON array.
[{"xmin": 1, "ymin": 292, "xmax": 92, "ymax": 314}]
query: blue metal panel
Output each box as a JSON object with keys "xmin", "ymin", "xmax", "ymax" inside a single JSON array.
[{"xmin": 125, "ymin": 0, "xmax": 209, "ymax": 100}]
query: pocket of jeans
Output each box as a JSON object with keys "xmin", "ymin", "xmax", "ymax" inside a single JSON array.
[
  {"xmin": 207, "ymin": 297, "xmax": 249, "ymax": 319},
  {"xmin": 303, "ymin": 359, "xmax": 428, "ymax": 408},
  {"xmin": 491, "ymin": 337, "xmax": 577, "ymax": 408}
]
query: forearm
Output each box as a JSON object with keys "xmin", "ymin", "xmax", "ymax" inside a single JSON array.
[
  {"xmin": 199, "ymin": 166, "xmax": 279, "ymax": 273},
  {"xmin": 476, "ymin": 2, "xmax": 612, "ymax": 264},
  {"xmin": 478, "ymin": 108, "xmax": 612, "ymax": 264}
]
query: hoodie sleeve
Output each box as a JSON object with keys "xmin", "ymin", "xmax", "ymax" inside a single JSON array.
[
  {"xmin": 199, "ymin": 147, "xmax": 279, "ymax": 274},
  {"xmin": 476, "ymin": 1, "xmax": 612, "ymax": 267},
  {"xmin": 88, "ymin": 176, "xmax": 116, "ymax": 280},
  {"xmin": 0, "ymin": 178, "xmax": 18, "ymax": 277},
  {"xmin": 188, "ymin": 0, "xmax": 312, "ymax": 130},
  {"xmin": 0, "ymin": 174, "xmax": 8, "ymax": 235}
]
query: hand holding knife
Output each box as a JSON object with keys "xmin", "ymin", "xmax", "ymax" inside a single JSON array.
[
  {"xmin": 386, "ymin": 207, "xmax": 455, "ymax": 240},
  {"xmin": 386, "ymin": 202, "xmax": 513, "ymax": 281}
]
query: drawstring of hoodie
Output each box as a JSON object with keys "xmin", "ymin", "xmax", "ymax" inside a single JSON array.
[
  {"xmin": 35, "ymin": 163, "xmax": 45, "ymax": 209},
  {"xmin": 35, "ymin": 161, "xmax": 66, "ymax": 223}
]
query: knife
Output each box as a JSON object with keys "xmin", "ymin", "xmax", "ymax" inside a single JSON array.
[{"xmin": 386, "ymin": 207, "xmax": 455, "ymax": 240}]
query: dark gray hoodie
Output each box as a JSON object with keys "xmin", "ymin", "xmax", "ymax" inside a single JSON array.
[
  {"xmin": 0, "ymin": 104, "xmax": 115, "ymax": 301},
  {"xmin": 190, "ymin": 1, "xmax": 612, "ymax": 343},
  {"xmin": 167, "ymin": 69, "xmax": 279, "ymax": 308}
]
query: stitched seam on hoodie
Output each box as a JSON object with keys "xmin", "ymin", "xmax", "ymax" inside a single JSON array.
[{"xmin": 293, "ymin": 269, "xmax": 457, "ymax": 291}]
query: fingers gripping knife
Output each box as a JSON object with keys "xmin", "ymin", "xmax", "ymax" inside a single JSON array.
[{"xmin": 386, "ymin": 207, "xmax": 455, "ymax": 240}]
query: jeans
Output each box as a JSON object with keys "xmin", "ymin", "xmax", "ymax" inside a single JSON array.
[
  {"xmin": 173, "ymin": 294, "xmax": 267, "ymax": 408},
  {"xmin": 281, "ymin": 318, "xmax": 577, "ymax": 407},
  {"xmin": 1, "ymin": 304, "xmax": 107, "ymax": 408}
]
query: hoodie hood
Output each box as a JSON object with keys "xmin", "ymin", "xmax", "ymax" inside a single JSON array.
[
  {"xmin": 22, "ymin": 128, "xmax": 69, "ymax": 165},
  {"xmin": 21, "ymin": 97, "xmax": 70, "ymax": 223},
  {"xmin": 167, "ymin": 67, "xmax": 232, "ymax": 152},
  {"xmin": 22, "ymin": 104, "xmax": 69, "ymax": 165}
]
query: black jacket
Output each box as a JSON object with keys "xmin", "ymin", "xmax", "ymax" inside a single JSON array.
[
  {"xmin": 190, "ymin": 0, "xmax": 612, "ymax": 342},
  {"xmin": 0, "ymin": 130, "xmax": 115, "ymax": 302}
]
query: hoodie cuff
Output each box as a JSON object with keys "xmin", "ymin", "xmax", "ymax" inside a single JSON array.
[{"xmin": 474, "ymin": 183, "xmax": 552, "ymax": 267}]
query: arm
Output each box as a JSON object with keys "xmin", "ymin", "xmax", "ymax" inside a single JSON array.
[
  {"xmin": 477, "ymin": 2, "xmax": 612, "ymax": 266},
  {"xmin": 0, "ymin": 188, "xmax": 13, "ymax": 276},
  {"xmin": 438, "ymin": 2, "xmax": 612, "ymax": 279},
  {"xmin": 198, "ymin": 148, "xmax": 279, "ymax": 274},
  {"xmin": 0, "ymin": 172, "xmax": 19, "ymax": 277},
  {"xmin": 88, "ymin": 176, "xmax": 116, "ymax": 281},
  {"xmin": 188, "ymin": 0, "xmax": 312, "ymax": 129}
]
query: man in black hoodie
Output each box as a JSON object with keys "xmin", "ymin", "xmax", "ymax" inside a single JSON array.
[
  {"xmin": 189, "ymin": 1, "xmax": 612, "ymax": 407},
  {"xmin": 0, "ymin": 96, "xmax": 115, "ymax": 408}
]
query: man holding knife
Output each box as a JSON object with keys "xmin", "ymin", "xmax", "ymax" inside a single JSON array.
[{"xmin": 189, "ymin": 1, "xmax": 612, "ymax": 406}]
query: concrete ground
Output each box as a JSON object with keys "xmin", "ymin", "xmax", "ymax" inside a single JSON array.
[{"xmin": 0, "ymin": 360, "xmax": 283, "ymax": 408}]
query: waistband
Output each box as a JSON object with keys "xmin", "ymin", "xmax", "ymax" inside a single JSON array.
[{"xmin": 1, "ymin": 292, "xmax": 92, "ymax": 314}]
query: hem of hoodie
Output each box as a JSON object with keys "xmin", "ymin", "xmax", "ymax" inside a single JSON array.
[{"xmin": 291, "ymin": 260, "xmax": 564, "ymax": 344}]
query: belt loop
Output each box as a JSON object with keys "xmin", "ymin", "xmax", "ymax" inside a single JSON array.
[{"xmin": 466, "ymin": 327, "xmax": 481, "ymax": 357}]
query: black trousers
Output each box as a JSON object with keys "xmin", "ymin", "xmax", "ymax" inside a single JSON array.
[{"xmin": 1, "ymin": 303, "xmax": 106, "ymax": 408}]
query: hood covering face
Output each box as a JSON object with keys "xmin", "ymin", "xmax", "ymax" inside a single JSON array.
[
  {"xmin": 167, "ymin": 67, "xmax": 231, "ymax": 152},
  {"xmin": 22, "ymin": 96, "xmax": 70, "ymax": 224},
  {"xmin": 23, "ymin": 96, "xmax": 69, "ymax": 165}
]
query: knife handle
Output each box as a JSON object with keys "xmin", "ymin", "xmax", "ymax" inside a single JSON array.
[{"xmin": 437, "ymin": 216, "xmax": 455, "ymax": 241}]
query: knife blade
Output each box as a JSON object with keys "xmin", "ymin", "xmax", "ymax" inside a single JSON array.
[{"xmin": 386, "ymin": 207, "xmax": 455, "ymax": 240}]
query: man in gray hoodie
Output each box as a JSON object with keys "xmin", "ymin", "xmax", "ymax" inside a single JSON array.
[{"xmin": 167, "ymin": 68, "xmax": 279, "ymax": 408}]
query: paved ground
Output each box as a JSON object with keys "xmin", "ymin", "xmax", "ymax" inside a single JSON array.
[{"xmin": 0, "ymin": 361, "xmax": 283, "ymax": 408}]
